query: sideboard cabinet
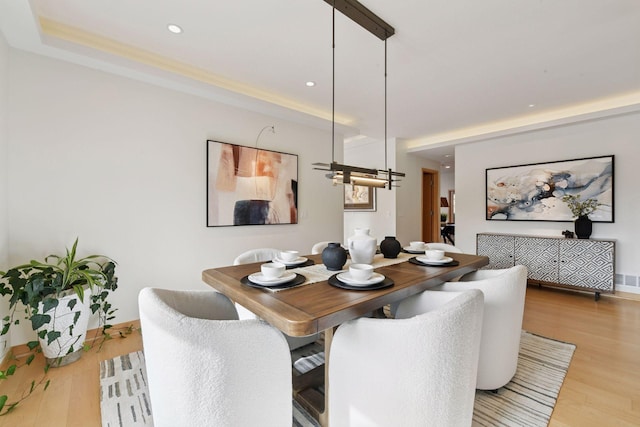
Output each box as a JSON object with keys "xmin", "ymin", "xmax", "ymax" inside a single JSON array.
[{"xmin": 476, "ymin": 233, "xmax": 615, "ymax": 299}]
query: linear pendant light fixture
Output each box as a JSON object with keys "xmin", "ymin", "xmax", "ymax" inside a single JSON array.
[{"xmin": 312, "ymin": 0, "xmax": 405, "ymax": 190}]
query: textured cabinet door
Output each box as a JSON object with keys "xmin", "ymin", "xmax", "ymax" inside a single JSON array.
[
  {"xmin": 515, "ymin": 237, "xmax": 560, "ymax": 282},
  {"xmin": 477, "ymin": 233, "xmax": 615, "ymax": 297},
  {"xmin": 558, "ymin": 240, "xmax": 615, "ymax": 292},
  {"xmin": 477, "ymin": 234, "xmax": 515, "ymax": 269}
]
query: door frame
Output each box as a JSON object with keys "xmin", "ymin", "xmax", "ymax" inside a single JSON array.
[{"xmin": 421, "ymin": 168, "xmax": 441, "ymax": 243}]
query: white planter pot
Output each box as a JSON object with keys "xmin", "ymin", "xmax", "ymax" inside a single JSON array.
[{"xmin": 37, "ymin": 288, "xmax": 92, "ymax": 367}]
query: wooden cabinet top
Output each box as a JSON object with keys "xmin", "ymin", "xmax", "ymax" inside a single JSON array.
[{"xmin": 477, "ymin": 232, "xmax": 615, "ymax": 243}]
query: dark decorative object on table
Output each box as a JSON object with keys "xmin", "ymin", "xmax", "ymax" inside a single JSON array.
[
  {"xmin": 322, "ymin": 242, "xmax": 347, "ymax": 271},
  {"xmin": 380, "ymin": 236, "xmax": 401, "ymax": 258},
  {"xmin": 574, "ymin": 215, "xmax": 593, "ymax": 239},
  {"xmin": 562, "ymin": 230, "xmax": 575, "ymax": 238},
  {"xmin": 563, "ymin": 194, "xmax": 601, "ymax": 240}
]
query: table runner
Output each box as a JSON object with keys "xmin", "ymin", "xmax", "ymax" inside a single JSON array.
[{"xmin": 264, "ymin": 252, "xmax": 413, "ymax": 292}]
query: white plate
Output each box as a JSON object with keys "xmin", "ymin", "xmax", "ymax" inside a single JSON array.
[
  {"xmin": 416, "ymin": 256, "xmax": 453, "ymax": 265},
  {"xmin": 337, "ymin": 272, "xmax": 385, "ymax": 287},
  {"xmin": 273, "ymin": 256, "xmax": 308, "ymax": 266},
  {"xmin": 403, "ymin": 246, "xmax": 426, "ymax": 254},
  {"xmin": 248, "ymin": 272, "xmax": 297, "ymax": 286}
]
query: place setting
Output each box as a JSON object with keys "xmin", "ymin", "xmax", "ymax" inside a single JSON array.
[
  {"xmin": 272, "ymin": 250, "xmax": 314, "ymax": 268},
  {"xmin": 402, "ymin": 241, "xmax": 429, "ymax": 254},
  {"xmin": 241, "ymin": 261, "xmax": 306, "ymax": 290},
  {"xmin": 328, "ymin": 263, "xmax": 394, "ymax": 291},
  {"xmin": 409, "ymin": 249, "xmax": 459, "ymax": 267}
]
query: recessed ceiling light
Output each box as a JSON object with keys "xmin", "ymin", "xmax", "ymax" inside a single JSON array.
[
  {"xmin": 445, "ymin": 165, "xmax": 451, "ymax": 169},
  {"xmin": 529, "ymin": 104, "xmax": 535, "ymax": 108},
  {"xmin": 167, "ymin": 24, "xmax": 183, "ymax": 34},
  {"xmin": 306, "ymin": 81, "xmax": 316, "ymax": 87}
]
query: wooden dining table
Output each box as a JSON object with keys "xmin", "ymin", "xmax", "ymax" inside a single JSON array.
[{"xmin": 202, "ymin": 251, "xmax": 489, "ymax": 426}]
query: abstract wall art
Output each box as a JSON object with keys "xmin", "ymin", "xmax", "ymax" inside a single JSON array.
[
  {"xmin": 344, "ymin": 184, "xmax": 376, "ymax": 211},
  {"xmin": 207, "ymin": 140, "xmax": 298, "ymax": 226},
  {"xmin": 486, "ymin": 155, "xmax": 614, "ymax": 222}
]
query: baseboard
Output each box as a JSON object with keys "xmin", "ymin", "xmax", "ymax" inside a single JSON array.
[
  {"xmin": 610, "ymin": 286, "xmax": 640, "ymax": 301},
  {"xmin": 9, "ymin": 319, "xmax": 141, "ymax": 359}
]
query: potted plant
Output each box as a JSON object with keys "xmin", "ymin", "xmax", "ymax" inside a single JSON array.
[
  {"xmin": 0, "ymin": 238, "xmax": 118, "ymax": 413},
  {"xmin": 562, "ymin": 194, "xmax": 602, "ymax": 239}
]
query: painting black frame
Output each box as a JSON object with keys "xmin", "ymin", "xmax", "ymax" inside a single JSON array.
[
  {"xmin": 206, "ymin": 140, "xmax": 298, "ymax": 227},
  {"xmin": 486, "ymin": 155, "xmax": 614, "ymax": 222}
]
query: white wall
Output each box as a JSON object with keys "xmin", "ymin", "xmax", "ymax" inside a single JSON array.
[
  {"xmin": 5, "ymin": 50, "xmax": 344, "ymax": 345},
  {"xmin": 455, "ymin": 111, "xmax": 640, "ymax": 292},
  {"xmin": 396, "ymin": 138, "xmax": 442, "ymax": 246},
  {"xmin": 343, "ymin": 138, "xmax": 397, "ymax": 244},
  {"xmin": 0, "ymin": 32, "xmax": 9, "ymax": 358}
]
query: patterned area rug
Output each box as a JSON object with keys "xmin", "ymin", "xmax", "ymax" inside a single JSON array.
[
  {"xmin": 99, "ymin": 350, "xmax": 318, "ymax": 427},
  {"xmin": 100, "ymin": 331, "xmax": 574, "ymax": 427},
  {"xmin": 472, "ymin": 331, "xmax": 576, "ymax": 426}
]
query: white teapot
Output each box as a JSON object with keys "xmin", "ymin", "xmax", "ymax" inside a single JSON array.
[{"xmin": 347, "ymin": 228, "xmax": 377, "ymax": 265}]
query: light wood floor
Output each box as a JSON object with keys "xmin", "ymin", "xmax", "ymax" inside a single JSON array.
[{"xmin": 1, "ymin": 285, "xmax": 639, "ymax": 426}]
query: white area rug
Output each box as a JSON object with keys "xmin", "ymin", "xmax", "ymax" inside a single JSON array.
[{"xmin": 100, "ymin": 331, "xmax": 574, "ymax": 427}]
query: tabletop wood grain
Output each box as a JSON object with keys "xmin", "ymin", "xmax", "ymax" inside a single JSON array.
[{"xmin": 202, "ymin": 252, "xmax": 489, "ymax": 336}]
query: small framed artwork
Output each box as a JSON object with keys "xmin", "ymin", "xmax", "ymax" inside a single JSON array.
[
  {"xmin": 486, "ymin": 155, "xmax": 614, "ymax": 222},
  {"xmin": 207, "ymin": 140, "xmax": 298, "ymax": 227},
  {"xmin": 344, "ymin": 184, "xmax": 376, "ymax": 211}
]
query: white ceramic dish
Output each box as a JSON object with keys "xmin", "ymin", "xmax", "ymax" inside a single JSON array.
[
  {"xmin": 279, "ymin": 250, "xmax": 300, "ymax": 262},
  {"xmin": 416, "ymin": 256, "xmax": 453, "ymax": 265},
  {"xmin": 248, "ymin": 272, "xmax": 297, "ymax": 286},
  {"xmin": 337, "ymin": 272, "xmax": 385, "ymax": 286},
  {"xmin": 273, "ymin": 256, "xmax": 308, "ymax": 266},
  {"xmin": 403, "ymin": 246, "xmax": 425, "ymax": 254}
]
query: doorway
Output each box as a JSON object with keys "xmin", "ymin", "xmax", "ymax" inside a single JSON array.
[{"xmin": 421, "ymin": 168, "xmax": 440, "ymax": 243}]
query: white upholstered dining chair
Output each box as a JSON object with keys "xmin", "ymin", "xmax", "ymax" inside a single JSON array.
[
  {"xmin": 310, "ymin": 241, "xmax": 332, "ymax": 255},
  {"xmin": 329, "ymin": 289, "xmax": 484, "ymax": 426},
  {"xmin": 232, "ymin": 247, "xmax": 280, "ymax": 265},
  {"xmin": 233, "ymin": 248, "xmax": 319, "ymax": 350},
  {"xmin": 431, "ymin": 264, "xmax": 528, "ymax": 390},
  {"xmin": 138, "ymin": 288, "xmax": 292, "ymax": 427}
]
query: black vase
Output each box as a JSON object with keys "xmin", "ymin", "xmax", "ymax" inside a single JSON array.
[
  {"xmin": 322, "ymin": 242, "xmax": 347, "ymax": 271},
  {"xmin": 574, "ymin": 215, "xmax": 592, "ymax": 239},
  {"xmin": 380, "ymin": 236, "xmax": 401, "ymax": 259}
]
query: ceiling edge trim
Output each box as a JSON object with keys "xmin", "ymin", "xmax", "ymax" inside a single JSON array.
[
  {"xmin": 38, "ymin": 17, "xmax": 354, "ymax": 127},
  {"xmin": 407, "ymin": 93, "xmax": 640, "ymax": 152}
]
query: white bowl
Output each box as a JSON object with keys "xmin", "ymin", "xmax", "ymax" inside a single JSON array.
[
  {"xmin": 279, "ymin": 250, "xmax": 299, "ymax": 262},
  {"xmin": 409, "ymin": 241, "xmax": 425, "ymax": 251},
  {"xmin": 261, "ymin": 262, "xmax": 286, "ymax": 279},
  {"xmin": 424, "ymin": 249, "xmax": 445, "ymax": 261},
  {"xmin": 349, "ymin": 263, "xmax": 374, "ymax": 282}
]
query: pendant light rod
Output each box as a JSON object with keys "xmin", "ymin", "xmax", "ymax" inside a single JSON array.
[
  {"xmin": 384, "ymin": 36, "xmax": 387, "ymax": 171},
  {"xmin": 322, "ymin": 0, "xmax": 395, "ymax": 41},
  {"xmin": 332, "ymin": 1, "xmax": 336, "ymax": 164}
]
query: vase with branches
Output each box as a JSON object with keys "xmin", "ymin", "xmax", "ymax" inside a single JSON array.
[{"xmin": 562, "ymin": 195, "xmax": 602, "ymax": 239}]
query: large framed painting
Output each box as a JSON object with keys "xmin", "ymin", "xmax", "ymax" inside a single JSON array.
[
  {"xmin": 486, "ymin": 155, "xmax": 614, "ymax": 222},
  {"xmin": 344, "ymin": 184, "xmax": 376, "ymax": 211},
  {"xmin": 207, "ymin": 140, "xmax": 298, "ymax": 226}
]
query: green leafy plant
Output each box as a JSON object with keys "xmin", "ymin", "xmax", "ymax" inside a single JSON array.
[
  {"xmin": 562, "ymin": 194, "xmax": 602, "ymax": 218},
  {"xmin": 0, "ymin": 238, "xmax": 118, "ymax": 415}
]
